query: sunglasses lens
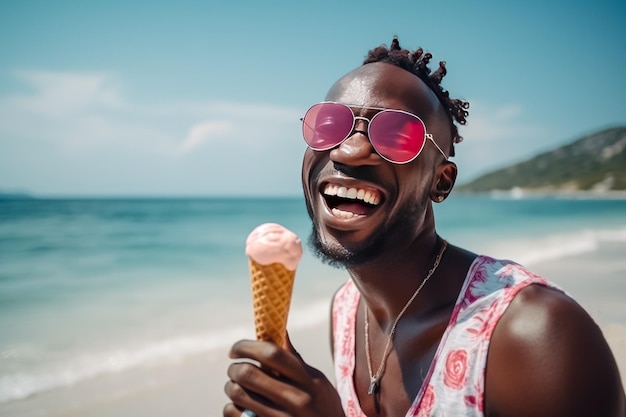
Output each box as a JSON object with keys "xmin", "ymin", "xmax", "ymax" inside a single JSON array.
[
  {"xmin": 302, "ymin": 103, "xmax": 354, "ymax": 150},
  {"xmin": 368, "ymin": 111, "xmax": 426, "ymax": 163}
]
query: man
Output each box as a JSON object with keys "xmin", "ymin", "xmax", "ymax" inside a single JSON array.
[{"xmin": 224, "ymin": 38, "xmax": 625, "ymax": 416}]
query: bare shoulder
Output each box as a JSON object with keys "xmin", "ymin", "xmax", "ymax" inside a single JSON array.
[{"xmin": 486, "ymin": 284, "xmax": 626, "ymax": 417}]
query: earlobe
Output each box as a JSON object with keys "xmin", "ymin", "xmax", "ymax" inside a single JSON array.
[{"xmin": 431, "ymin": 161, "xmax": 457, "ymax": 202}]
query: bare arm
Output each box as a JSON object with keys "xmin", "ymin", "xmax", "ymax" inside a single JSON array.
[{"xmin": 486, "ymin": 285, "xmax": 625, "ymax": 417}]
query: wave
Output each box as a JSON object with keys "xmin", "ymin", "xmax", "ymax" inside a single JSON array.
[
  {"xmin": 489, "ymin": 227, "xmax": 626, "ymax": 266},
  {"xmin": 0, "ymin": 300, "xmax": 329, "ymax": 404}
]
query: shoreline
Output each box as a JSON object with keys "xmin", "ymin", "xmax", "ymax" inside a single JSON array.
[
  {"xmin": 1, "ymin": 242, "xmax": 625, "ymax": 417},
  {"xmin": 459, "ymin": 189, "xmax": 626, "ymax": 200}
]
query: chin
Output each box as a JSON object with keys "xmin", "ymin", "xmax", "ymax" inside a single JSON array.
[{"xmin": 307, "ymin": 222, "xmax": 386, "ymax": 269}]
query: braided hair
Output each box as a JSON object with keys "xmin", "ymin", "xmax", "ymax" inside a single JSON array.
[{"xmin": 364, "ymin": 37, "xmax": 469, "ymax": 156}]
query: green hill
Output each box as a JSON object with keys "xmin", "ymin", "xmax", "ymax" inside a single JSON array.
[{"xmin": 457, "ymin": 126, "xmax": 626, "ymax": 193}]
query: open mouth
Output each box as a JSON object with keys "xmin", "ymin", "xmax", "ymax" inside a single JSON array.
[{"xmin": 322, "ymin": 183, "xmax": 383, "ymax": 219}]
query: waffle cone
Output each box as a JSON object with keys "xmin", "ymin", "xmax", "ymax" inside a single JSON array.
[{"xmin": 249, "ymin": 258, "xmax": 295, "ymax": 348}]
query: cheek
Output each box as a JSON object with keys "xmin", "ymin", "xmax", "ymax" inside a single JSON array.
[
  {"xmin": 301, "ymin": 150, "xmax": 316, "ymax": 192},
  {"xmin": 401, "ymin": 162, "xmax": 434, "ymax": 186},
  {"xmin": 301, "ymin": 150, "xmax": 330, "ymax": 222},
  {"xmin": 301, "ymin": 149, "xmax": 327, "ymax": 191},
  {"xmin": 395, "ymin": 165, "xmax": 436, "ymax": 202}
]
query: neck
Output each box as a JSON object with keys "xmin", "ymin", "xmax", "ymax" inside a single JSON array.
[{"xmin": 349, "ymin": 232, "xmax": 445, "ymax": 324}]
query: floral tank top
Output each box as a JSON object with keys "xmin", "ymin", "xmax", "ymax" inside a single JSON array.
[{"xmin": 331, "ymin": 255, "xmax": 559, "ymax": 416}]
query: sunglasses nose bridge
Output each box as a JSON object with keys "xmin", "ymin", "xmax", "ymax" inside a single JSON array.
[
  {"xmin": 328, "ymin": 114, "xmax": 381, "ymax": 165},
  {"xmin": 351, "ymin": 115, "xmax": 370, "ymax": 137},
  {"xmin": 345, "ymin": 115, "xmax": 372, "ymax": 145}
]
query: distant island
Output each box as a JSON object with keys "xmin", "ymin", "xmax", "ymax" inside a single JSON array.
[{"xmin": 456, "ymin": 126, "xmax": 626, "ymax": 197}]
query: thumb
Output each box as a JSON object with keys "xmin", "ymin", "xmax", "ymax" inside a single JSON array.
[{"xmin": 285, "ymin": 331, "xmax": 304, "ymax": 361}]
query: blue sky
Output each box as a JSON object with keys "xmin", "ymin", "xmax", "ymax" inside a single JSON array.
[{"xmin": 1, "ymin": 0, "xmax": 624, "ymax": 196}]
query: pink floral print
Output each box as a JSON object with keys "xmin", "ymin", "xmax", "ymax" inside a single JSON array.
[
  {"xmin": 332, "ymin": 256, "xmax": 558, "ymax": 416},
  {"xmin": 413, "ymin": 384, "xmax": 435, "ymax": 417},
  {"xmin": 443, "ymin": 349, "xmax": 468, "ymax": 389}
]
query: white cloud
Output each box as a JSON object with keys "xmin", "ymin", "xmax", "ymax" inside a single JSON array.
[
  {"xmin": 0, "ymin": 70, "xmax": 300, "ymax": 152},
  {"xmin": 0, "ymin": 69, "xmax": 305, "ymax": 195},
  {"xmin": 178, "ymin": 121, "xmax": 233, "ymax": 153},
  {"xmin": 10, "ymin": 70, "xmax": 124, "ymax": 116}
]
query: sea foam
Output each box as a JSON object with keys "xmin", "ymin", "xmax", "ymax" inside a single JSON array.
[
  {"xmin": 0, "ymin": 300, "xmax": 329, "ymax": 403},
  {"xmin": 491, "ymin": 227, "xmax": 626, "ymax": 266}
]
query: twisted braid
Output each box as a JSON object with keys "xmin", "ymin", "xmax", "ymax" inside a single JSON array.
[{"xmin": 363, "ymin": 37, "xmax": 469, "ymax": 156}]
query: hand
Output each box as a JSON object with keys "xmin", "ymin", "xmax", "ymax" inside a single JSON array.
[{"xmin": 223, "ymin": 334, "xmax": 346, "ymax": 417}]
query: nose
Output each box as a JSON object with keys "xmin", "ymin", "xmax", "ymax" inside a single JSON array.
[{"xmin": 329, "ymin": 118, "xmax": 382, "ymax": 166}]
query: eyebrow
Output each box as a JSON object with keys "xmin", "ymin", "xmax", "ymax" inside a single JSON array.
[
  {"xmin": 346, "ymin": 105, "xmax": 424, "ymax": 122},
  {"xmin": 340, "ymin": 103, "xmax": 399, "ymax": 112}
]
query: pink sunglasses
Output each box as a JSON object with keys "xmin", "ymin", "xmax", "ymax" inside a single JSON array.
[{"xmin": 301, "ymin": 101, "xmax": 447, "ymax": 164}]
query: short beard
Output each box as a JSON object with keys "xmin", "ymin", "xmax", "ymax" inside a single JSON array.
[
  {"xmin": 307, "ymin": 199, "xmax": 427, "ymax": 269},
  {"xmin": 308, "ymin": 226, "xmax": 361, "ymax": 269}
]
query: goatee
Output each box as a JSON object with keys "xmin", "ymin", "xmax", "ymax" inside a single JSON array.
[{"xmin": 307, "ymin": 199, "xmax": 427, "ymax": 269}]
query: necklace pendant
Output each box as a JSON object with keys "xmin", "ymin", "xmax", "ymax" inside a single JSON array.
[{"xmin": 368, "ymin": 377, "xmax": 379, "ymax": 395}]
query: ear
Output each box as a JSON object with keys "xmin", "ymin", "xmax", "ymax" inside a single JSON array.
[{"xmin": 430, "ymin": 160, "xmax": 457, "ymax": 203}]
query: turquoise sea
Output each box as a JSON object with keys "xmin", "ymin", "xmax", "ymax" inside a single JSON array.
[{"xmin": 1, "ymin": 195, "xmax": 625, "ymax": 404}]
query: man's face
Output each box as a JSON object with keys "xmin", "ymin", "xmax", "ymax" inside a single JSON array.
[{"xmin": 301, "ymin": 62, "xmax": 452, "ymax": 268}]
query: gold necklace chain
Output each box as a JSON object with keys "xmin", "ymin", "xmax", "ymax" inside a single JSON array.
[{"xmin": 364, "ymin": 239, "xmax": 448, "ymax": 395}]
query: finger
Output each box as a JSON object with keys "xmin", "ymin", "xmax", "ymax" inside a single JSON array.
[
  {"xmin": 224, "ymin": 378, "xmax": 257, "ymax": 414},
  {"xmin": 225, "ymin": 377, "xmax": 292, "ymax": 417},
  {"xmin": 227, "ymin": 360, "xmax": 298, "ymax": 400},
  {"xmin": 227, "ymin": 361, "xmax": 311, "ymax": 414},
  {"xmin": 222, "ymin": 402, "xmax": 244, "ymax": 417},
  {"xmin": 229, "ymin": 339, "xmax": 310, "ymax": 383}
]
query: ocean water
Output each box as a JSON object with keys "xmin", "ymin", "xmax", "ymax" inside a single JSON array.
[{"xmin": 1, "ymin": 195, "xmax": 625, "ymax": 404}]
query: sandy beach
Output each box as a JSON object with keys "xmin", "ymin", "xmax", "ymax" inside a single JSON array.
[{"xmin": 2, "ymin": 242, "xmax": 625, "ymax": 417}]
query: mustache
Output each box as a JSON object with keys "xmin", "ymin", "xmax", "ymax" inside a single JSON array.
[{"xmin": 319, "ymin": 162, "xmax": 381, "ymax": 184}]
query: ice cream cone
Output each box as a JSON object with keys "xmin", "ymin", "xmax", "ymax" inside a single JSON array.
[
  {"xmin": 249, "ymin": 258, "xmax": 295, "ymax": 348},
  {"xmin": 245, "ymin": 223, "xmax": 302, "ymax": 348}
]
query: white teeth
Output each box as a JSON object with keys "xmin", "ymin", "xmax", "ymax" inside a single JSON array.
[
  {"xmin": 364, "ymin": 190, "xmax": 380, "ymax": 205},
  {"xmin": 322, "ymin": 183, "xmax": 382, "ymax": 206},
  {"xmin": 325, "ymin": 184, "xmax": 338, "ymax": 196},
  {"xmin": 331, "ymin": 208, "xmax": 362, "ymax": 219}
]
